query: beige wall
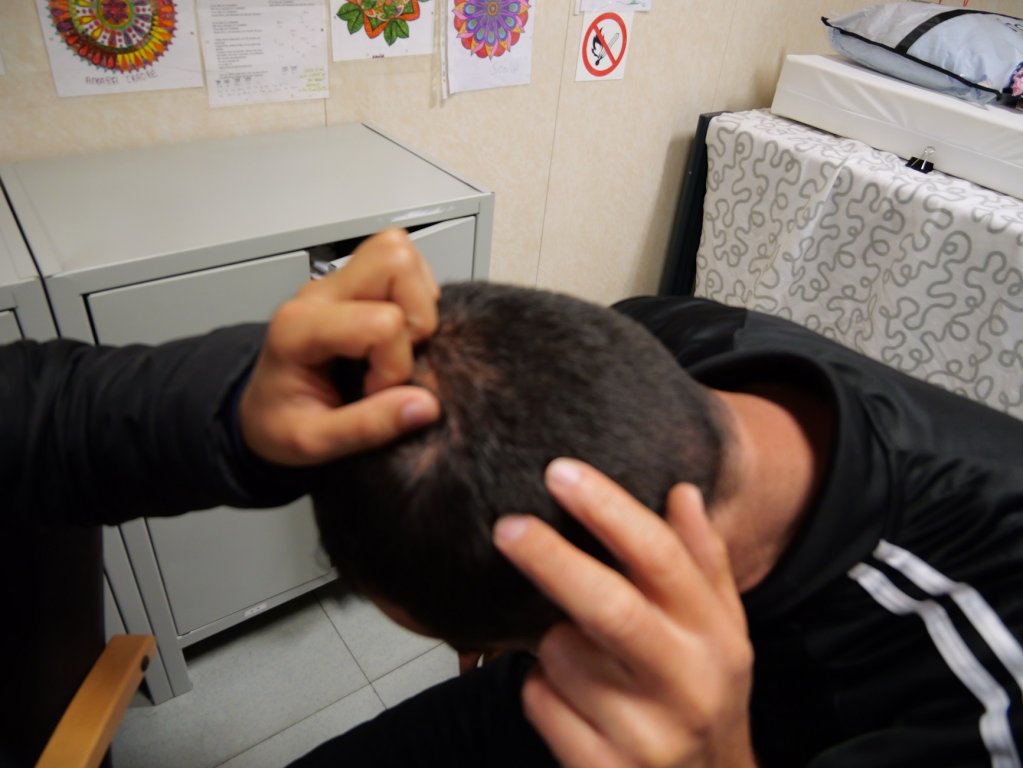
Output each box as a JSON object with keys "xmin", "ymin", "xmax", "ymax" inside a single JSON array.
[{"xmin": 1, "ymin": 1, "xmax": 1017, "ymax": 304}]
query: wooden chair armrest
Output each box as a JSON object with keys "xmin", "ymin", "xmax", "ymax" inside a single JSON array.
[{"xmin": 36, "ymin": 634, "xmax": 156, "ymax": 768}]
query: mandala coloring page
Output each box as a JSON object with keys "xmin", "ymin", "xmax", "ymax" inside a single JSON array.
[
  {"xmin": 445, "ymin": 0, "xmax": 533, "ymax": 94},
  {"xmin": 37, "ymin": 0, "xmax": 203, "ymax": 96}
]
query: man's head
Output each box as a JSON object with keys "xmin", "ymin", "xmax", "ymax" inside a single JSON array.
[{"xmin": 311, "ymin": 282, "xmax": 727, "ymax": 650}]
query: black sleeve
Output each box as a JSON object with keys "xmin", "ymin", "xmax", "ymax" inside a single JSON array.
[
  {"xmin": 0, "ymin": 324, "xmax": 308, "ymax": 528},
  {"xmin": 612, "ymin": 295, "xmax": 748, "ymax": 367}
]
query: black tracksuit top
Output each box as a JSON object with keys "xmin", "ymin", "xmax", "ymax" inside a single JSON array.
[
  {"xmin": 617, "ymin": 296, "xmax": 1023, "ymax": 767},
  {"xmin": 4, "ymin": 298, "xmax": 1021, "ymax": 766}
]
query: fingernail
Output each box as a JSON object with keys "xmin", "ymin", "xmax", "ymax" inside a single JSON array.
[
  {"xmin": 546, "ymin": 458, "xmax": 581, "ymax": 488},
  {"xmin": 493, "ymin": 515, "xmax": 529, "ymax": 546},
  {"xmin": 400, "ymin": 398, "xmax": 435, "ymax": 428}
]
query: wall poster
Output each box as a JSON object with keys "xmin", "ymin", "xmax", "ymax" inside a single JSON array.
[
  {"xmin": 444, "ymin": 0, "xmax": 533, "ymax": 95},
  {"xmin": 197, "ymin": 0, "xmax": 329, "ymax": 107},
  {"xmin": 36, "ymin": 0, "xmax": 204, "ymax": 97},
  {"xmin": 332, "ymin": 0, "xmax": 437, "ymax": 60}
]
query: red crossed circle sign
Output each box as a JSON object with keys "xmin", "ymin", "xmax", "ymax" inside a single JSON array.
[{"xmin": 582, "ymin": 12, "xmax": 628, "ymax": 78}]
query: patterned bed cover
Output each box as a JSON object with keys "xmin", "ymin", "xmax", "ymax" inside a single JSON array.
[{"xmin": 694, "ymin": 110, "xmax": 1023, "ymax": 418}]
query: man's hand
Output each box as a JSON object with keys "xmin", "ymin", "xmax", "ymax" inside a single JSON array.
[
  {"xmin": 493, "ymin": 458, "xmax": 756, "ymax": 768},
  {"xmin": 239, "ymin": 229, "xmax": 441, "ymax": 466}
]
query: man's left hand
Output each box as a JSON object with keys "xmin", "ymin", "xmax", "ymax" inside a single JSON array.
[{"xmin": 239, "ymin": 229, "xmax": 441, "ymax": 466}]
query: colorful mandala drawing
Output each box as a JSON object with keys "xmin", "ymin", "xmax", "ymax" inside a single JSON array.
[
  {"xmin": 48, "ymin": 0, "xmax": 176, "ymax": 73},
  {"xmin": 452, "ymin": 0, "xmax": 529, "ymax": 59},
  {"xmin": 337, "ymin": 1, "xmax": 431, "ymax": 47}
]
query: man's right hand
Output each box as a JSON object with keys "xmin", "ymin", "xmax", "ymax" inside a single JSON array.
[{"xmin": 494, "ymin": 459, "xmax": 756, "ymax": 768}]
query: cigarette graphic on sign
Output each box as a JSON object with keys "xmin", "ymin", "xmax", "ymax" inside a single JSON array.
[
  {"xmin": 577, "ymin": 11, "xmax": 631, "ymax": 81},
  {"xmin": 591, "ymin": 27, "xmax": 620, "ymax": 66}
]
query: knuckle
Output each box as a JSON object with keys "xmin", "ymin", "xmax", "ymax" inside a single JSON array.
[
  {"xmin": 355, "ymin": 410, "xmax": 387, "ymax": 445},
  {"xmin": 637, "ymin": 530, "xmax": 681, "ymax": 583},
  {"xmin": 368, "ymin": 304, "xmax": 406, "ymax": 338},
  {"xmin": 267, "ymin": 300, "xmax": 309, "ymax": 347},
  {"xmin": 641, "ymin": 740, "xmax": 690, "ymax": 768},
  {"xmin": 378, "ymin": 238, "xmax": 421, "ymax": 272},
  {"xmin": 282, "ymin": 423, "xmax": 327, "ymax": 463},
  {"xmin": 376, "ymin": 227, "xmax": 408, "ymax": 244},
  {"xmin": 728, "ymin": 636, "xmax": 755, "ymax": 678},
  {"xmin": 683, "ymin": 642, "xmax": 754, "ymax": 738},
  {"xmin": 591, "ymin": 587, "xmax": 646, "ymax": 642},
  {"xmin": 683, "ymin": 693, "xmax": 721, "ymax": 740},
  {"xmin": 537, "ymin": 622, "xmax": 575, "ymax": 659}
]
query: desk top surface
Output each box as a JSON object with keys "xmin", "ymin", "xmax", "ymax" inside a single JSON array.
[{"xmin": 1, "ymin": 123, "xmax": 487, "ymax": 278}]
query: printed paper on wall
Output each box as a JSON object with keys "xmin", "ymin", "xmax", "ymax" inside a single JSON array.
[
  {"xmin": 198, "ymin": 0, "xmax": 329, "ymax": 108},
  {"xmin": 577, "ymin": 0, "xmax": 650, "ymax": 12},
  {"xmin": 444, "ymin": 0, "xmax": 533, "ymax": 95},
  {"xmin": 35, "ymin": 0, "xmax": 204, "ymax": 97},
  {"xmin": 332, "ymin": 1, "xmax": 436, "ymax": 60}
]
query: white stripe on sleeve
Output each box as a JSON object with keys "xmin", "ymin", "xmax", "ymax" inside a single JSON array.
[
  {"xmin": 848, "ymin": 561, "xmax": 1020, "ymax": 768},
  {"xmin": 875, "ymin": 539, "xmax": 1023, "ymax": 699}
]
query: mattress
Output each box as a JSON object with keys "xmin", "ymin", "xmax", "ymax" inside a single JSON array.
[{"xmin": 770, "ymin": 54, "xmax": 1023, "ymax": 201}]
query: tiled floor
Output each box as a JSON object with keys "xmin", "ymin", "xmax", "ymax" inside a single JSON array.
[{"xmin": 112, "ymin": 586, "xmax": 458, "ymax": 768}]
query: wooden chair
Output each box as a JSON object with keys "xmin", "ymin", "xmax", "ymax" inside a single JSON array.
[{"xmin": 35, "ymin": 635, "xmax": 156, "ymax": 768}]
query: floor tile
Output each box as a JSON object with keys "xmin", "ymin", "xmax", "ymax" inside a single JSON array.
[
  {"xmin": 317, "ymin": 588, "xmax": 442, "ymax": 680},
  {"xmin": 217, "ymin": 686, "xmax": 385, "ymax": 768},
  {"xmin": 371, "ymin": 644, "xmax": 460, "ymax": 709},
  {"xmin": 112, "ymin": 595, "xmax": 368, "ymax": 768}
]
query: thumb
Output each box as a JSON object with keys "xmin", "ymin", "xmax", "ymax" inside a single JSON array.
[{"xmin": 303, "ymin": 386, "xmax": 441, "ymax": 462}]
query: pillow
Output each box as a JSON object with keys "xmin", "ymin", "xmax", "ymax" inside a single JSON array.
[{"xmin": 822, "ymin": 3, "xmax": 1023, "ymax": 105}]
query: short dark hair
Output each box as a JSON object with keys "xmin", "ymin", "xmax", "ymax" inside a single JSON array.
[{"xmin": 311, "ymin": 282, "xmax": 726, "ymax": 650}]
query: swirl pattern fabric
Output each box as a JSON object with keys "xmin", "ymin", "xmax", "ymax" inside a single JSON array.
[{"xmin": 694, "ymin": 110, "xmax": 1023, "ymax": 418}]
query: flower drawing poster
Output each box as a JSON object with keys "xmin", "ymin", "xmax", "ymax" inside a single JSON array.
[
  {"xmin": 332, "ymin": 1, "xmax": 436, "ymax": 61},
  {"xmin": 445, "ymin": 0, "xmax": 533, "ymax": 95},
  {"xmin": 36, "ymin": 0, "xmax": 203, "ymax": 97}
]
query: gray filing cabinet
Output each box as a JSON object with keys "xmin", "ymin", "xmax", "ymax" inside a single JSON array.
[
  {"xmin": 0, "ymin": 191, "xmax": 56, "ymax": 343},
  {"xmin": 0, "ymin": 124, "xmax": 493, "ymax": 701}
]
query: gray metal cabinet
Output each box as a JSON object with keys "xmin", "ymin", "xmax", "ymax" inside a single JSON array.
[
  {"xmin": 0, "ymin": 192, "xmax": 56, "ymax": 343},
  {"xmin": 1, "ymin": 124, "xmax": 493, "ymax": 700}
]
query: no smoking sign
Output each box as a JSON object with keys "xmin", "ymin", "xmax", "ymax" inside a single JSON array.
[{"xmin": 576, "ymin": 11, "xmax": 632, "ymax": 82}]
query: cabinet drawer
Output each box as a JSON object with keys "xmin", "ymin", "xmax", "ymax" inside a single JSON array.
[
  {"xmin": 148, "ymin": 499, "xmax": 328, "ymax": 637},
  {"xmin": 0, "ymin": 310, "xmax": 21, "ymax": 344},
  {"xmin": 85, "ymin": 250, "xmax": 328, "ymax": 637},
  {"xmin": 323, "ymin": 218, "xmax": 477, "ymax": 284},
  {"xmin": 86, "ymin": 251, "xmax": 309, "ymax": 346},
  {"xmin": 409, "ymin": 217, "xmax": 475, "ymax": 284}
]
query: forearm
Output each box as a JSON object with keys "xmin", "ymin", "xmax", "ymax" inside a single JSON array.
[{"xmin": 1, "ymin": 326, "xmax": 307, "ymax": 528}]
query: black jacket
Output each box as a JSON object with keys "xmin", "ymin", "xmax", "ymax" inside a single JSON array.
[
  {"xmin": 1, "ymin": 324, "xmax": 305, "ymax": 528},
  {"xmin": 617, "ymin": 296, "xmax": 1023, "ymax": 767},
  {"xmin": 0, "ymin": 324, "xmax": 305, "ymax": 765}
]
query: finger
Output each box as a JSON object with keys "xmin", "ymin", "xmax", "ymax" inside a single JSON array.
[
  {"xmin": 543, "ymin": 458, "xmax": 714, "ymax": 620},
  {"xmin": 538, "ymin": 623, "xmax": 631, "ymax": 699},
  {"xmin": 535, "ymin": 624, "xmax": 660, "ymax": 756},
  {"xmin": 270, "ymin": 300, "xmax": 414, "ymax": 384},
  {"xmin": 666, "ymin": 483, "xmax": 746, "ymax": 626},
  {"xmin": 312, "ymin": 230, "xmax": 439, "ymax": 337},
  {"xmin": 364, "ymin": 322, "xmax": 415, "ymax": 394},
  {"xmin": 289, "ymin": 385, "xmax": 439, "ymax": 463},
  {"xmin": 493, "ymin": 514, "xmax": 665, "ymax": 668},
  {"xmin": 522, "ymin": 669, "xmax": 626, "ymax": 768}
]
